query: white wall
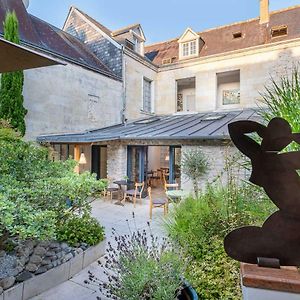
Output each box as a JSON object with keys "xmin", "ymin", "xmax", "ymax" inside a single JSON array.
[
  {"xmin": 23, "ymin": 63, "xmax": 123, "ymax": 140},
  {"xmin": 155, "ymin": 42, "xmax": 300, "ymax": 115}
]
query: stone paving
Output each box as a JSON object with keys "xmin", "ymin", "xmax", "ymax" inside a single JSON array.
[{"xmin": 31, "ymin": 189, "xmax": 168, "ymax": 300}]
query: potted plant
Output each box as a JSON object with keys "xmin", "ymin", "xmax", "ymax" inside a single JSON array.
[{"xmin": 86, "ymin": 217, "xmax": 198, "ymax": 300}]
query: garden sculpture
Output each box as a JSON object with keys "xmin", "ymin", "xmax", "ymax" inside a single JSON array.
[{"xmin": 224, "ymin": 117, "xmax": 300, "ymax": 266}]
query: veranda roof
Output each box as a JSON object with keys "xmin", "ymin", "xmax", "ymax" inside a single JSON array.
[
  {"xmin": 0, "ymin": 37, "xmax": 64, "ymax": 73},
  {"xmin": 37, "ymin": 110, "xmax": 260, "ymax": 144}
]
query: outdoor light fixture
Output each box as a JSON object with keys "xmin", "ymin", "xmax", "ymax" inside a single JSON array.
[
  {"xmin": 79, "ymin": 151, "xmax": 87, "ymax": 164},
  {"xmin": 165, "ymin": 155, "xmax": 170, "ymax": 161}
]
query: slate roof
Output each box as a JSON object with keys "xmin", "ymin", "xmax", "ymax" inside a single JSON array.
[
  {"xmin": 0, "ymin": 0, "xmax": 120, "ymax": 80},
  {"xmin": 37, "ymin": 110, "xmax": 261, "ymax": 144},
  {"xmin": 145, "ymin": 6, "xmax": 300, "ymax": 66}
]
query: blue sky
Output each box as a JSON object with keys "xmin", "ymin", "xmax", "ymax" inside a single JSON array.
[{"xmin": 28, "ymin": 0, "xmax": 300, "ymax": 44}]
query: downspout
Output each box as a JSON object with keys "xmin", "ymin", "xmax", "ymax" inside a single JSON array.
[{"xmin": 121, "ymin": 45, "xmax": 127, "ymax": 124}]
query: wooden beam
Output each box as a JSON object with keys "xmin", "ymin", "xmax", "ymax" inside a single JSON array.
[{"xmin": 74, "ymin": 145, "xmax": 80, "ymax": 174}]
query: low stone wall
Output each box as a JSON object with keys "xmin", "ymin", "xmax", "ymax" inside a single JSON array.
[{"xmin": 0, "ymin": 240, "xmax": 106, "ymax": 300}]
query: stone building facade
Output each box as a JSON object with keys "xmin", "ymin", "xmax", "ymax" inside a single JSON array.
[{"xmin": 3, "ymin": 0, "xmax": 300, "ymax": 192}]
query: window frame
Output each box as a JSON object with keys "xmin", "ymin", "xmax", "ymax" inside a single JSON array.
[
  {"xmin": 181, "ymin": 39, "xmax": 198, "ymax": 58},
  {"xmin": 142, "ymin": 77, "xmax": 153, "ymax": 114}
]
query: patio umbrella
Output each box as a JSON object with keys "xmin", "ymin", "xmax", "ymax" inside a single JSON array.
[{"xmin": 0, "ymin": 37, "xmax": 64, "ymax": 73}]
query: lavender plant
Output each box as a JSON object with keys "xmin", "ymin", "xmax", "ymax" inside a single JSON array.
[{"xmin": 86, "ymin": 214, "xmax": 185, "ymax": 300}]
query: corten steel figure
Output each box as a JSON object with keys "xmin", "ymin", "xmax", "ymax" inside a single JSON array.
[{"xmin": 224, "ymin": 117, "xmax": 300, "ymax": 266}]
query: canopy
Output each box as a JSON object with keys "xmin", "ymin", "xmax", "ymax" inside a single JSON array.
[{"xmin": 0, "ymin": 37, "xmax": 64, "ymax": 73}]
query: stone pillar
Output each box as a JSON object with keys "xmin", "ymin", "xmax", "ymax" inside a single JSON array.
[
  {"xmin": 107, "ymin": 143, "xmax": 127, "ymax": 181},
  {"xmin": 241, "ymin": 263, "xmax": 300, "ymax": 300}
]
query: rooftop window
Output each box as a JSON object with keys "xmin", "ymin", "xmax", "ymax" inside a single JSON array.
[
  {"xmin": 182, "ymin": 40, "xmax": 197, "ymax": 57},
  {"xmin": 271, "ymin": 25, "xmax": 288, "ymax": 38},
  {"xmin": 233, "ymin": 32, "xmax": 242, "ymax": 39}
]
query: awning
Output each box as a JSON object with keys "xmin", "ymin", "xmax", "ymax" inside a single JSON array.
[
  {"xmin": 37, "ymin": 109, "xmax": 261, "ymax": 144},
  {"xmin": 0, "ymin": 37, "xmax": 64, "ymax": 73}
]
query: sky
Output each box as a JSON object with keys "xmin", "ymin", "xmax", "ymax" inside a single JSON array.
[{"xmin": 28, "ymin": 0, "xmax": 300, "ymax": 44}]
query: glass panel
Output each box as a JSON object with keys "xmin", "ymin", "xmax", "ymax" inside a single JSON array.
[
  {"xmin": 182, "ymin": 43, "xmax": 189, "ymax": 56},
  {"xmin": 190, "ymin": 40, "xmax": 197, "ymax": 55},
  {"xmin": 143, "ymin": 78, "xmax": 152, "ymax": 112},
  {"xmin": 100, "ymin": 147, "xmax": 108, "ymax": 179},
  {"xmin": 61, "ymin": 144, "xmax": 68, "ymax": 161},
  {"xmin": 177, "ymin": 93, "xmax": 183, "ymax": 112}
]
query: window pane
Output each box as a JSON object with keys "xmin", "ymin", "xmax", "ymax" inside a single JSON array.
[
  {"xmin": 182, "ymin": 43, "xmax": 189, "ymax": 56},
  {"xmin": 190, "ymin": 40, "xmax": 197, "ymax": 55},
  {"xmin": 143, "ymin": 78, "xmax": 152, "ymax": 112}
]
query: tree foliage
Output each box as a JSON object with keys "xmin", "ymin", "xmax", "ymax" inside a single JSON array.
[
  {"xmin": 0, "ymin": 11, "xmax": 27, "ymax": 136},
  {"xmin": 181, "ymin": 149, "xmax": 209, "ymax": 198},
  {"xmin": 259, "ymin": 66, "xmax": 300, "ymax": 150},
  {"xmin": 0, "ymin": 121, "xmax": 106, "ymax": 248}
]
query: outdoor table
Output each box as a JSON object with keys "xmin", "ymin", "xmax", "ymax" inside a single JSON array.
[
  {"xmin": 166, "ymin": 190, "xmax": 189, "ymax": 202},
  {"xmin": 113, "ymin": 180, "xmax": 134, "ymax": 205}
]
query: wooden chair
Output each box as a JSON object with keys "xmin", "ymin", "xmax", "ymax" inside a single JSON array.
[
  {"xmin": 123, "ymin": 182, "xmax": 145, "ymax": 207},
  {"xmin": 148, "ymin": 187, "xmax": 168, "ymax": 220},
  {"xmin": 104, "ymin": 178, "xmax": 120, "ymax": 202}
]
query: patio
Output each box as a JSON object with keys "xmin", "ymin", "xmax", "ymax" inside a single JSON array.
[{"xmin": 31, "ymin": 188, "xmax": 169, "ymax": 300}]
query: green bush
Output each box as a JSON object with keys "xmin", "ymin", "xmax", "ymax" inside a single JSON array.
[
  {"xmin": 166, "ymin": 182, "xmax": 275, "ymax": 299},
  {"xmin": 57, "ymin": 214, "xmax": 105, "ymax": 246},
  {"xmin": 0, "ymin": 121, "xmax": 106, "ymax": 248}
]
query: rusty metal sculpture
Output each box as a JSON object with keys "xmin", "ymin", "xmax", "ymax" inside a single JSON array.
[{"xmin": 224, "ymin": 117, "xmax": 300, "ymax": 266}]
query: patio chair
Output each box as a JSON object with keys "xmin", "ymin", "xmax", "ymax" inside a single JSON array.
[
  {"xmin": 123, "ymin": 182, "xmax": 145, "ymax": 207},
  {"xmin": 148, "ymin": 187, "xmax": 168, "ymax": 220},
  {"xmin": 104, "ymin": 178, "xmax": 120, "ymax": 202}
]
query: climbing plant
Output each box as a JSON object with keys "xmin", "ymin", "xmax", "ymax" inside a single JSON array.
[{"xmin": 0, "ymin": 11, "xmax": 27, "ymax": 136}]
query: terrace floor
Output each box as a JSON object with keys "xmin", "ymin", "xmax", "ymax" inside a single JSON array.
[{"xmin": 31, "ymin": 188, "xmax": 168, "ymax": 300}]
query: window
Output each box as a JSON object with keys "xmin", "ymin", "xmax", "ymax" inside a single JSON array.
[
  {"xmin": 190, "ymin": 40, "xmax": 197, "ymax": 55},
  {"xmin": 182, "ymin": 40, "xmax": 198, "ymax": 57},
  {"xmin": 125, "ymin": 39, "xmax": 134, "ymax": 50},
  {"xmin": 233, "ymin": 32, "xmax": 242, "ymax": 39},
  {"xmin": 271, "ymin": 25, "xmax": 288, "ymax": 38},
  {"xmin": 143, "ymin": 78, "xmax": 152, "ymax": 113}
]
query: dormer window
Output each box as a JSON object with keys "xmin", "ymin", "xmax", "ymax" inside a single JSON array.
[
  {"xmin": 178, "ymin": 28, "xmax": 202, "ymax": 60},
  {"xmin": 182, "ymin": 40, "xmax": 197, "ymax": 57}
]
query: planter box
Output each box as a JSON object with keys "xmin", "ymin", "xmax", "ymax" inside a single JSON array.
[
  {"xmin": 241, "ymin": 263, "xmax": 300, "ymax": 300},
  {"xmin": 2, "ymin": 239, "xmax": 106, "ymax": 300}
]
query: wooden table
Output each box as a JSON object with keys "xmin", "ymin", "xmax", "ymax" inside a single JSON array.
[
  {"xmin": 166, "ymin": 190, "xmax": 189, "ymax": 202},
  {"xmin": 113, "ymin": 180, "xmax": 134, "ymax": 206}
]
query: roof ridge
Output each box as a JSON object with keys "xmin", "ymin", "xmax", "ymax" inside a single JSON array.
[{"xmin": 145, "ymin": 5, "xmax": 300, "ymax": 49}]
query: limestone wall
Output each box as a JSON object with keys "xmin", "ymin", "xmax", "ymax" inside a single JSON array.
[
  {"xmin": 180, "ymin": 144, "xmax": 246, "ymax": 193},
  {"xmin": 23, "ymin": 64, "xmax": 123, "ymax": 141},
  {"xmin": 124, "ymin": 54, "xmax": 158, "ymax": 120},
  {"xmin": 107, "ymin": 143, "xmax": 127, "ymax": 181},
  {"xmin": 155, "ymin": 41, "xmax": 300, "ymax": 114}
]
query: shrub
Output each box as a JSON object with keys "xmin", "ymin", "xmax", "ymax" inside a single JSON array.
[
  {"xmin": 0, "ymin": 195, "xmax": 56, "ymax": 249},
  {"xmin": 87, "ymin": 223, "xmax": 185, "ymax": 300},
  {"xmin": 166, "ymin": 181, "xmax": 275, "ymax": 299},
  {"xmin": 181, "ymin": 149, "xmax": 208, "ymax": 197},
  {"xmin": 259, "ymin": 66, "xmax": 300, "ymax": 150},
  {"xmin": 57, "ymin": 214, "xmax": 105, "ymax": 247}
]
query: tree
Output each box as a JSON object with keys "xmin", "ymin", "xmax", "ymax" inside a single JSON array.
[
  {"xmin": 0, "ymin": 11, "xmax": 27, "ymax": 136},
  {"xmin": 181, "ymin": 149, "xmax": 209, "ymax": 198},
  {"xmin": 259, "ymin": 66, "xmax": 300, "ymax": 151}
]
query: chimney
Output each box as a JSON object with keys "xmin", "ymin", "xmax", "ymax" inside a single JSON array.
[{"xmin": 260, "ymin": 0, "xmax": 269, "ymax": 24}]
